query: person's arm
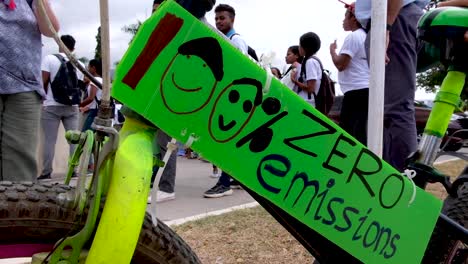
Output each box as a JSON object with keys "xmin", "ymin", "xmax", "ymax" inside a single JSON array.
[
  {"xmin": 33, "ymin": 0, "xmax": 60, "ymax": 37},
  {"xmin": 330, "ymin": 40, "xmax": 352, "ymax": 72},
  {"xmin": 438, "ymin": 0, "xmax": 468, "ymax": 7},
  {"xmin": 294, "ymin": 79, "xmax": 317, "ymax": 94},
  {"xmin": 41, "ymin": 55, "xmax": 51, "ymax": 94},
  {"xmin": 384, "ymin": 0, "xmax": 403, "ymax": 63},
  {"xmin": 80, "ymin": 84, "xmax": 97, "ymax": 107},
  {"xmin": 42, "ymin": 71, "xmax": 50, "ymax": 94},
  {"xmin": 387, "ymin": 0, "xmax": 403, "ymax": 26},
  {"xmin": 293, "ymin": 60, "xmax": 318, "ymax": 93}
]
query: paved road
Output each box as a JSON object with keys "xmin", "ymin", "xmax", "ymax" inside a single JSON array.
[
  {"xmin": 48, "ymin": 157, "xmax": 255, "ymax": 222},
  {"xmin": 151, "ymin": 157, "xmax": 255, "ymax": 221}
]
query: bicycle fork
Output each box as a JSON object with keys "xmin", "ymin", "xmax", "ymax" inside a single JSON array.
[
  {"xmin": 86, "ymin": 117, "xmax": 157, "ymax": 264},
  {"xmin": 417, "ymin": 70, "xmax": 466, "ymax": 165}
]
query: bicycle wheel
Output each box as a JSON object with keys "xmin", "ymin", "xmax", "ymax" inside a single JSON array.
[
  {"xmin": 423, "ymin": 184, "xmax": 468, "ymax": 264},
  {"xmin": 0, "ymin": 181, "xmax": 200, "ymax": 264}
]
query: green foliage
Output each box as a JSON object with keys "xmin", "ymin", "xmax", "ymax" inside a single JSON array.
[
  {"xmin": 416, "ymin": 64, "xmax": 446, "ymax": 93},
  {"xmin": 95, "ymin": 26, "xmax": 101, "ymax": 60},
  {"xmin": 78, "ymin": 57, "xmax": 89, "ymax": 64},
  {"xmin": 122, "ymin": 21, "xmax": 143, "ymax": 44}
]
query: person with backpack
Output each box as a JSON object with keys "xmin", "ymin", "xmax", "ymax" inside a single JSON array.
[
  {"xmin": 214, "ymin": 4, "xmax": 248, "ymax": 55},
  {"xmin": 38, "ymin": 35, "xmax": 84, "ymax": 180},
  {"xmin": 203, "ymin": 3, "xmax": 248, "ymax": 198},
  {"xmin": 0, "ymin": 0, "xmax": 59, "ymax": 182},
  {"xmin": 292, "ymin": 32, "xmax": 323, "ymax": 107},
  {"xmin": 80, "ymin": 59, "xmax": 103, "ymax": 132},
  {"xmin": 330, "ymin": 2, "xmax": 369, "ymax": 145}
]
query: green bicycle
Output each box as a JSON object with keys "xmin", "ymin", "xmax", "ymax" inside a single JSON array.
[{"xmin": 1, "ymin": 1, "xmax": 468, "ymax": 263}]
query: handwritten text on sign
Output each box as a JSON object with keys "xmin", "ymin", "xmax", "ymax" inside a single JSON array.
[{"xmin": 111, "ymin": 1, "xmax": 442, "ymax": 263}]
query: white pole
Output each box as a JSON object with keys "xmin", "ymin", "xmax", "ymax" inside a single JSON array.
[
  {"xmin": 99, "ymin": 0, "xmax": 111, "ymax": 106},
  {"xmin": 367, "ymin": 0, "xmax": 388, "ymax": 157}
]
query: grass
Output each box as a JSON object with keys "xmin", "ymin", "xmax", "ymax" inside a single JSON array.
[{"xmin": 173, "ymin": 160, "xmax": 467, "ymax": 264}]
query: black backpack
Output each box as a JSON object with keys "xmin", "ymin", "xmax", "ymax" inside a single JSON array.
[
  {"xmin": 50, "ymin": 54, "xmax": 81, "ymax": 105},
  {"xmin": 299, "ymin": 56, "xmax": 336, "ymax": 115},
  {"xmin": 229, "ymin": 34, "xmax": 259, "ymax": 62}
]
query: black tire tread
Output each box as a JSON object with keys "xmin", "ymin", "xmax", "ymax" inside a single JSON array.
[
  {"xmin": 423, "ymin": 184, "xmax": 468, "ymax": 264},
  {"xmin": 0, "ymin": 181, "xmax": 200, "ymax": 264}
]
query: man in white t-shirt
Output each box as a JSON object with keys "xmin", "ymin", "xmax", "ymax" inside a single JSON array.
[
  {"xmin": 38, "ymin": 35, "xmax": 84, "ymax": 180},
  {"xmin": 330, "ymin": 2, "xmax": 370, "ymax": 145}
]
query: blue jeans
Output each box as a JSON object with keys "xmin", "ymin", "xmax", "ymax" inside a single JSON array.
[
  {"xmin": 218, "ymin": 172, "xmax": 231, "ymax": 187},
  {"xmin": 82, "ymin": 108, "xmax": 98, "ymax": 132}
]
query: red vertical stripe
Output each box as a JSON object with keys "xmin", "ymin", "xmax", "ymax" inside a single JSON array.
[{"xmin": 122, "ymin": 13, "xmax": 184, "ymax": 89}]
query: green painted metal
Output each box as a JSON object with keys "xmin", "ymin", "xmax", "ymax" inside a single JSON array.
[
  {"xmin": 32, "ymin": 250, "xmax": 89, "ymax": 264},
  {"xmin": 86, "ymin": 117, "xmax": 156, "ymax": 264},
  {"xmin": 424, "ymin": 71, "xmax": 466, "ymax": 137},
  {"xmin": 64, "ymin": 131, "xmax": 86, "ymax": 186},
  {"xmin": 419, "ymin": 7, "xmax": 468, "ymax": 28},
  {"xmin": 47, "ymin": 131, "xmax": 104, "ymax": 264}
]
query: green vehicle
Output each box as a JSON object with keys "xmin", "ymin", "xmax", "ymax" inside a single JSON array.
[{"xmin": 1, "ymin": 1, "xmax": 468, "ymax": 263}]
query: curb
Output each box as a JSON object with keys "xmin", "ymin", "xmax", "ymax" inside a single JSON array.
[
  {"xmin": 164, "ymin": 202, "xmax": 260, "ymax": 227},
  {"xmin": 434, "ymin": 157, "xmax": 460, "ymax": 165}
]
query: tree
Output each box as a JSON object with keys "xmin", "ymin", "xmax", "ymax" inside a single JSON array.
[
  {"xmin": 416, "ymin": 64, "xmax": 446, "ymax": 94},
  {"xmin": 78, "ymin": 57, "xmax": 89, "ymax": 64},
  {"xmin": 122, "ymin": 21, "xmax": 142, "ymax": 44},
  {"xmin": 95, "ymin": 26, "xmax": 101, "ymax": 60}
]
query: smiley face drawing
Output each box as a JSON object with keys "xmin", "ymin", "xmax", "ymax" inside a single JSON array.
[
  {"xmin": 161, "ymin": 37, "xmax": 224, "ymax": 114},
  {"xmin": 208, "ymin": 78, "xmax": 263, "ymax": 143}
]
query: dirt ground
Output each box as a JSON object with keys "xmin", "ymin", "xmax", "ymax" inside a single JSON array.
[{"xmin": 174, "ymin": 160, "xmax": 466, "ymax": 264}]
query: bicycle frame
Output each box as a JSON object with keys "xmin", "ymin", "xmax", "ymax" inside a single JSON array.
[{"xmin": 86, "ymin": 118, "xmax": 157, "ymax": 263}]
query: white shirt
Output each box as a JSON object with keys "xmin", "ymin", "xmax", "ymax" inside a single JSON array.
[
  {"xmin": 41, "ymin": 53, "xmax": 84, "ymax": 106},
  {"xmin": 86, "ymin": 77, "xmax": 103, "ymax": 110},
  {"xmin": 338, "ymin": 28, "xmax": 370, "ymax": 94},
  {"xmin": 355, "ymin": 0, "xmax": 429, "ymax": 28},
  {"xmin": 226, "ymin": 29, "xmax": 248, "ymax": 54},
  {"xmin": 296, "ymin": 58, "xmax": 322, "ymax": 106},
  {"xmin": 281, "ymin": 65, "xmax": 298, "ymax": 91}
]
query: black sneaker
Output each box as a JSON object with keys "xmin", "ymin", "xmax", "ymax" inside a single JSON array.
[
  {"xmin": 230, "ymin": 179, "xmax": 242, "ymax": 189},
  {"xmin": 203, "ymin": 183, "xmax": 233, "ymax": 198},
  {"xmin": 37, "ymin": 173, "xmax": 51, "ymax": 180}
]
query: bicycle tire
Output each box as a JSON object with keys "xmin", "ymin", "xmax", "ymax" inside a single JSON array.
[
  {"xmin": 0, "ymin": 181, "xmax": 201, "ymax": 264},
  {"xmin": 422, "ymin": 184, "xmax": 468, "ymax": 264}
]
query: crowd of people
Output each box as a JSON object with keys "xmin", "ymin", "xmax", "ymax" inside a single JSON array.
[{"xmin": 1, "ymin": 0, "xmax": 468, "ymax": 204}]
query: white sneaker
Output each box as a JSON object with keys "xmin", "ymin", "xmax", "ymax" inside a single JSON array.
[
  {"xmin": 148, "ymin": 191, "xmax": 176, "ymax": 203},
  {"xmin": 210, "ymin": 170, "xmax": 221, "ymax": 178},
  {"xmin": 156, "ymin": 191, "xmax": 175, "ymax": 203}
]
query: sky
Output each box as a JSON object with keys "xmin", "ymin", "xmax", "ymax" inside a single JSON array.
[{"xmin": 41, "ymin": 0, "xmax": 435, "ymax": 100}]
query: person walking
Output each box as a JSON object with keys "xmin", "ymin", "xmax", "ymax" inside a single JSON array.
[{"xmin": 38, "ymin": 35, "xmax": 84, "ymax": 180}]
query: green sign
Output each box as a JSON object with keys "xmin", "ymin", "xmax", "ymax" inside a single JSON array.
[{"xmin": 112, "ymin": 1, "xmax": 442, "ymax": 263}]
